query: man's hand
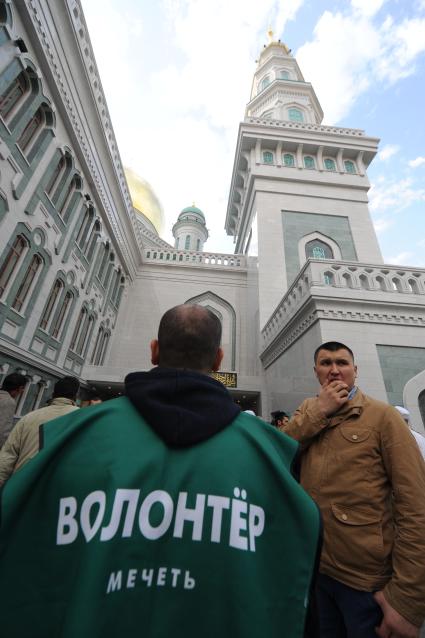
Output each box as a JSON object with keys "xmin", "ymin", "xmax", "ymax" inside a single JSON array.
[
  {"xmin": 374, "ymin": 590, "xmax": 419, "ymax": 638},
  {"xmin": 316, "ymin": 379, "xmax": 349, "ymax": 417}
]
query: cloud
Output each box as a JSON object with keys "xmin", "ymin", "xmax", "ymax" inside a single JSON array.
[
  {"xmin": 351, "ymin": 0, "xmax": 386, "ymax": 18},
  {"xmin": 409, "ymin": 156, "xmax": 425, "ymax": 168},
  {"xmin": 378, "ymin": 144, "xmax": 400, "ymax": 161},
  {"xmin": 369, "ymin": 177, "xmax": 425, "ymax": 213},
  {"xmin": 373, "ymin": 217, "xmax": 394, "ymax": 233},
  {"xmin": 386, "ymin": 251, "xmax": 413, "ymax": 265},
  {"xmin": 296, "ymin": 7, "xmax": 425, "ymax": 123}
]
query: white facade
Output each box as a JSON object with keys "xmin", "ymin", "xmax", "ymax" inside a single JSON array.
[{"xmin": 1, "ymin": 3, "xmax": 425, "ymax": 431}]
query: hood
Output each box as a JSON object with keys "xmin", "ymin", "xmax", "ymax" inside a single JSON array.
[{"xmin": 125, "ymin": 367, "xmax": 240, "ymax": 448}]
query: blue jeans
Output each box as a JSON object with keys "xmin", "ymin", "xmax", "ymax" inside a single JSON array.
[{"xmin": 316, "ymin": 573, "xmax": 383, "ymax": 638}]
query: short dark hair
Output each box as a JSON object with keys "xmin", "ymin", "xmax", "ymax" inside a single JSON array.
[
  {"xmin": 53, "ymin": 376, "xmax": 80, "ymax": 400},
  {"xmin": 271, "ymin": 410, "xmax": 289, "ymax": 420},
  {"xmin": 2, "ymin": 373, "xmax": 27, "ymax": 392},
  {"xmin": 314, "ymin": 341, "xmax": 354, "ymax": 364},
  {"xmin": 158, "ymin": 304, "xmax": 222, "ymax": 372}
]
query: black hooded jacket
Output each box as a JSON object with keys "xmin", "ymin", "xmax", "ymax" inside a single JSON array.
[{"xmin": 125, "ymin": 367, "xmax": 240, "ymax": 448}]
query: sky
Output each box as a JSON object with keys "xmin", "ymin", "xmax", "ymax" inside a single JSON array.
[{"xmin": 82, "ymin": 0, "xmax": 425, "ymax": 266}]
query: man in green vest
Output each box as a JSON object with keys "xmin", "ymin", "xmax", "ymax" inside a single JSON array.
[{"xmin": 0, "ymin": 304, "xmax": 320, "ymax": 638}]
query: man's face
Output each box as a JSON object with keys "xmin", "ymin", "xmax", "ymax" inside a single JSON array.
[
  {"xmin": 277, "ymin": 416, "xmax": 289, "ymax": 427},
  {"xmin": 314, "ymin": 348, "xmax": 357, "ymax": 390}
]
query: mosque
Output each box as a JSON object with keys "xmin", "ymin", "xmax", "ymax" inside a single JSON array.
[{"xmin": 1, "ymin": 1, "xmax": 425, "ymax": 430}]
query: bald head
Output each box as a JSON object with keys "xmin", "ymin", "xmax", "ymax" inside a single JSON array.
[{"xmin": 153, "ymin": 304, "xmax": 223, "ymax": 372}]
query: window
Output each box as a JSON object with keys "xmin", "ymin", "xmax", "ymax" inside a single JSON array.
[
  {"xmin": 280, "ymin": 70, "xmax": 290, "ymax": 80},
  {"xmin": 324, "ymin": 158, "xmax": 336, "ymax": 171},
  {"xmin": 0, "ymin": 72, "xmax": 28, "ymax": 121},
  {"xmin": 283, "ymin": 153, "xmax": 295, "ymax": 167},
  {"xmin": 51, "ymin": 291, "xmax": 73, "ymax": 339},
  {"xmin": 344, "ymin": 160, "xmax": 356, "ymax": 174},
  {"xmin": 11, "ymin": 254, "xmax": 42, "ymax": 312},
  {"xmin": 175, "ymin": 237, "xmax": 179, "ymax": 250},
  {"xmin": 97, "ymin": 244, "xmax": 110, "ymax": 281},
  {"xmin": 305, "ymin": 239, "xmax": 334, "ymax": 260},
  {"xmin": 40, "ymin": 279, "xmax": 63, "ymax": 330},
  {"xmin": 312, "ymin": 246, "xmax": 326, "ymax": 259},
  {"xmin": 260, "ymin": 76, "xmax": 270, "ymax": 92},
  {"xmin": 0, "ymin": 235, "xmax": 27, "ymax": 296},
  {"xmin": 288, "ymin": 108, "xmax": 303, "ymax": 122},
  {"xmin": 17, "ymin": 106, "xmax": 44, "ymax": 151},
  {"xmin": 196, "ymin": 238, "xmax": 201, "ymax": 251},
  {"xmin": 263, "ymin": 151, "xmax": 273, "ymax": 164},
  {"xmin": 304, "ymin": 156, "xmax": 315, "ymax": 169},
  {"xmin": 185, "ymin": 235, "xmax": 190, "ymax": 250},
  {"xmin": 45, "ymin": 156, "xmax": 65, "ymax": 196},
  {"xmin": 70, "ymin": 307, "xmax": 87, "ymax": 351}
]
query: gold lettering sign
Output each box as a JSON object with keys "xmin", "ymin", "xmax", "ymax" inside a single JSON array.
[{"xmin": 211, "ymin": 372, "xmax": 237, "ymax": 388}]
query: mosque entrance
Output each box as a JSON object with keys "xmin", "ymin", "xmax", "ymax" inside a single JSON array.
[{"xmin": 230, "ymin": 391, "xmax": 261, "ymax": 416}]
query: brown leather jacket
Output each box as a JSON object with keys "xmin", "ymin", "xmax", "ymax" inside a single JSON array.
[{"xmin": 282, "ymin": 389, "xmax": 425, "ymax": 627}]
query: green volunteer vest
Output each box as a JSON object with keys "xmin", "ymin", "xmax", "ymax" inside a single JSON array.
[{"xmin": 0, "ymin": 397, "xmax": 320, "ymax": 638}]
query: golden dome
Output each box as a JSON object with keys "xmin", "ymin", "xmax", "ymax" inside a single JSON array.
[{"xmin": 124, "ymin": 167, "xmax": 165, "ymax": 234}]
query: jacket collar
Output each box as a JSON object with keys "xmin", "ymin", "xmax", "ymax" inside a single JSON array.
[{"xmin": 328, "ymin": 388, "xmax": 365, "ymax": 427}]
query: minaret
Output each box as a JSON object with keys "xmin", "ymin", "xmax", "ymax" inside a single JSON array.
[
  {"xmin": 172, "ymin": 205, "xmax": 209, "ymax": 252},
  {"xmin": 226, "ymin": 31, "xmax": 382, "ymax": 326},
  {"xmin": 247, "ymin": 28, "xmax": 323, "ymax": 125}
]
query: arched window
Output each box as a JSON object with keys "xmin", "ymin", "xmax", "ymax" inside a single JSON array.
[
  {"xmin": 0, "ymin": 235, "xmax": 27, "ymax": 296},
  {"xmin": 59, "ymin": 175, "xmax": 80, "ymax": 220},
  {"xmin": 45, "ymin": 156, "xmax": 66, "ymax": 197},
  {"xmin": 312, "ymin": 246, "xmax": 326, "ymax": 259},
  {"xmin": 85, "ymin": 219, "xmax": 100, "ymax": 261},
  {"xmin": 260, "ymin": 76, "xmax": 270, "ymax": 91},
  {"xmin": 279, "ymin": 70, "xmax": 290, "ymax": 79},
  {"xmin": 16, "ymin": 106, "xmax": 44, "ymax": 151},
  {"xmin": 324, "ymin": 158, "xmax": 336, "ymax": 171},
  {"xmin": 0, "ymin": 71, "xmax": 28, "ymax": 121},
  {"xmin": 175, "ymin": 237, "xmax": 179, "ymax": 250},
  {"xmin": 91, "ymin": 326, "xmax": 104, "ymax": 364},
  {"xmin": 288, "ymin": 108, "xmax": 303, "ymax": 122},
  {"xmin": 97, "ymin": 244, "xmax": 110, "ymax": 281},
  {"xmin": 344, "ymin": 160, "xmax": 356, "ymax": 174},
  {"xmin": 261, "ymin": 109, "xmax": 273, "ymax": 119},
  {"xmin": 40, "ymin": 279, "xmax": 63, "ymax": 330},
  {"xmin": 11, "ymin": 254, "xmax": 42, "ymax": 312},
  {"xmin": 196, "ymin": 238, "xmax": 201, "ymax": 251},
  {"xmin": 283, "ymin": 153, "xmax": 295, "ymax": 167},
  {"xmin": 263, "ymin": 151, "xmax": 273, "ymax": 164},
  {"xmin": 305, "ymin": 239, "xmax": 334, "ymax": 260},
  {"xmin": 185, "ymin": 235, "xmax": 191, "ymax": 250},
  {"xmin": 304, "ymin": 156, "xmax": 315, "ymax": 169},
  {"xmin": 70, "ymin": 307, "xmax": 87, "ymax": 352},
  {"xmin": 51, "ymin": 291, "xmax": 73, "ymax": 339}
]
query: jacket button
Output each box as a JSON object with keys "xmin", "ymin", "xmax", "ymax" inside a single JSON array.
[
  {"xmin": 342, "ymin": 514, "xmax": 348, "ymax": 521},
  {"xmin": 352, "ymin": 434, "xmax": 358, "ymax": 440}
]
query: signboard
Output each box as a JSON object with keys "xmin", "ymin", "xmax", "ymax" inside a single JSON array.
[{"xmin": 211, "ymin": 371, "xmax": 237, "ymax": 388}]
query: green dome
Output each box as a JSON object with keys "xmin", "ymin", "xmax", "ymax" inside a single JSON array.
[{"xmin": 179, "ymin": 205, "xmax": 205, "ymax": 220}]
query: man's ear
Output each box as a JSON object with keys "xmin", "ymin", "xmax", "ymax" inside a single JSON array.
[
  {"xmin": 313, "ymin": 366, "xmax": 319, "ymax": 381},
  {"xmin": 150, "ymin": 339, "xmax": 159, "ymax": 366},
  {"xmin": 211, "ymin": 347, "xmax": 224, "ymax": 372}
]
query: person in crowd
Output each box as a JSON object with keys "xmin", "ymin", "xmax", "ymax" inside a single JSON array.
[
  {"xmin": 0, "ymin": 375, "xmax": 79, "ymax": 484},
  {"xmin": 0, "ymin": 305, "xmax": 320, "ymax": 638},
  {"xmin": 271, "ymin": 410, "xmax": 289, "ymax": 427},
  {"xmin": 282, "ymin": 341, "xmax": 425, "ymax": 638},
  {"xmin": 394, "ymin": 405, "xmax": 425, "ymax": 460},
  {"xmin": 0, "ymin": 373, "xmax": 26, "ymax": 447},
  {"xmin": 79, "ymin": 389, "xmax": 103, "ymax": 408}
]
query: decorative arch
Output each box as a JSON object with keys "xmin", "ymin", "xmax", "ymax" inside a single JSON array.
[
  {"xmin": 184, "ymin": 291, "xmax": 237, "ymax": 371},
  {"xmin": 298, "ymin": 231, "xmax": 342, "ymax": 267}
]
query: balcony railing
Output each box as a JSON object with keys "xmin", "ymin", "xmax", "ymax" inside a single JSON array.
[
  {"xmin": 261, "ymin": 259, "xmax": 425, "ymax": 350},
  {"xmin": 143, "ymin": 249, "xmax": 247, "ymax": 269}
]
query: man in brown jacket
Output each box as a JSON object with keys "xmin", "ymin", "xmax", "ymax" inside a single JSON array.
[{"xmin": 283, "ymin": 341, "xmax": 425, "ymax": 638}]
